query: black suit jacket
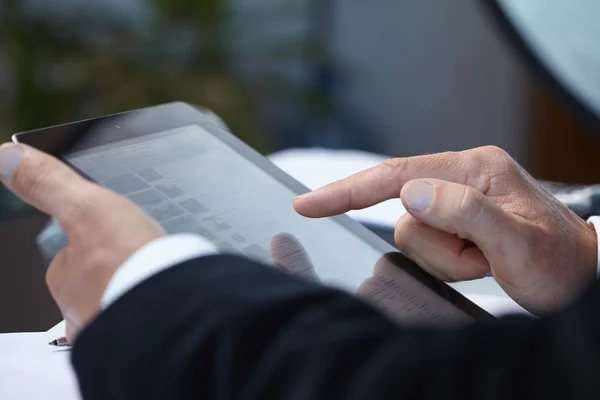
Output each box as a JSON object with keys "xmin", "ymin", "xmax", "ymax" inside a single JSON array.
[{"xmin": 71, "ymin": 255, "xmax": 600, "ymax": 399}]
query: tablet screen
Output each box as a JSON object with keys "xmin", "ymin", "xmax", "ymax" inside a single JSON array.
[
  {"xmin": 63, "ymin": 124, "xmax": 476, "ymax": 326},
  {"xmin": 16, "ymin": 103, "xmax": 493, "ymax": 325}
]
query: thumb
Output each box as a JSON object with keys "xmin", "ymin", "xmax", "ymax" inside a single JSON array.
[
  {"xmin": 0, "ymin": 143, "xmax": 100, "ymax": 225},
  {"xmin": 400, "ymin": 179, "xmax": 516, "ymax": 255}
]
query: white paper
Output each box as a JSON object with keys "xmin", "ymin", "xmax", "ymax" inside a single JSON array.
[
  {"xmin": 46, "ymin": 320, "xmax": 67, "ymax": 338},
  {"xmin": 0, "ymin": 322, "xmax": 80, "ymax": 400},
  {"xmin": 464, "ymin": 294, "xmax": 530, "ymax": 317}
]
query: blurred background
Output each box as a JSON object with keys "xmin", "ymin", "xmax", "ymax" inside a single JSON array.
[{"xmin": 1, "ymin": 0, "xmax": 600, "ymax": 333}]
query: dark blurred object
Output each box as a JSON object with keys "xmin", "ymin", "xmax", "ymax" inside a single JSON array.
[
  {"xmin": 0, "ymin": 186, "xmax": 31, "ymax": 224},
  {"xmin": 0, "ymin": 211, "xmax": 61, "ymax": 333},
  {"xmin": 484, "ymin": 1, "xmax": 600, "ymax": 134},
  {"xmin": 528, "ymin": 82, "xmax": 600, "ymax": 184},
  {"xmin": 0, "ymin": 0, "xmax": 353, "ymax": 221},
  {"xmin": 0, "ymin": 0, "xmax": 339, "ymax": 149},
  {"xmin": 482, "ymin": 1, "xmax": 600, "ymax": 185},
  {"xmin": 541, "ymin": 181, "xmax": 600, "ymax": 220},
  {"xmin": 278, "ymin": 0, "xmax": 374, "ymax": 151}
]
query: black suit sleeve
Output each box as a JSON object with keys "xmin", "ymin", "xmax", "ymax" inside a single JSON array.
[{"xmin": 71, "ymin": 255, "xmax": 600, "ymax": 400}]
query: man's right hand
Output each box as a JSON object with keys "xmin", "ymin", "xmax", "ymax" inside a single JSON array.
[{"xmin": 294, "ymin": 146, "xmax": 598, "ymax": 315}]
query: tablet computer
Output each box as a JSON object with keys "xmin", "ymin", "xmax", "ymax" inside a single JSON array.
[{"xmin": 13, "ymin": 102, "xmax": 493, "ymax": 325}]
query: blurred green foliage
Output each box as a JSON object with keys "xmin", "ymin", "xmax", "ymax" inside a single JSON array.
[
  {"xmin": 0, "ymin": 0, "xmax": 334, "ymax": 220},
  {"xmin": 0, "ymin": 0, "xmax": 330, "ymax": 153}
]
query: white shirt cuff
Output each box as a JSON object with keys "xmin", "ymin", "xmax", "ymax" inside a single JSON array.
[
  {"xmin": 587, "ymin": 216, "xmax": 600, "ymax": 278},
  {"xmin": 101, "ymin": 234, "xmax": 219, "ymax": 309}
]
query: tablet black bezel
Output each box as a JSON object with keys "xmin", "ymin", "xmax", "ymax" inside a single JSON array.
[{"xmin": 13, "ymin": 102, "xmax": 495, "ymax": 322}]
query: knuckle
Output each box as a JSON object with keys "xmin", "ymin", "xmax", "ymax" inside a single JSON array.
[
  {"xmin": 382, "ymin": 157, "xmax": 404, "ymax": 171},
  {"xmin": 45, "ymin": 267, "xmax": 56, "ymax": 291},
  {"xmin": 12, "ymin": 156, "xmax": 52, "ymax": 198},
  {"xmin": 442, "ymin": 273, "xmax": 461, "ymax": 283},
  {"xmin": 480, "ymin": 145, "xmax": 509, "ymax": 159},
  {"xmin": 394, "ymin": 215, "xmax": 432, "ymax": 258},
  {"xmin": 458, "ymin": 187, "xmax": 483, "ymax": 221},
  {"xmin": 447, "ymin": 260, "xmax": 479, "ymax": 282},
  {"xmin": 393, "ymin": 225, "xmax": 409, "ymax": 249},
  {"xmin": 479, "ymin": 145, "xmax": 517, "ymax": 169},
  {"xmin": 433, "ymin": 260, "xmax": 470, "ymax": 283},
  {"xmin": 393, "ymin": 214, "xmax": 416, "ymax": 248},
  {"xmin": 462, "ymin": 146, "xmax": 518, "ymax": 193}
]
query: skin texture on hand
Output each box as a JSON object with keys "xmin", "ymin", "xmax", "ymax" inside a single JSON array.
[
  {"xmin": 0, "ymin": 143, "xmax": 165, "ymax": 342},
  {"xmin": 295, "ymin": 146, "xmax": 598, "ymax": 315}
]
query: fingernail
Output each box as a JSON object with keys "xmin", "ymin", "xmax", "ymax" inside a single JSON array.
[
  {"xmin": 405, "ymin": 181, "xmax": 434, "ymax": 212},
  {"xmin": 0, "ymin": 144, "xmax": 24, "ymax": 180}
]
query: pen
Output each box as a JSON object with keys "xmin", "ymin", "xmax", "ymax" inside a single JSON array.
[{"xmin": 48, "ymin": 336, "xmax": 71, "ymax": 347}]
